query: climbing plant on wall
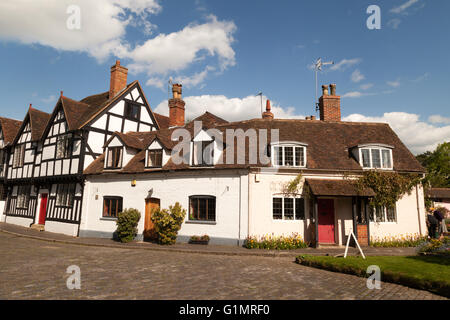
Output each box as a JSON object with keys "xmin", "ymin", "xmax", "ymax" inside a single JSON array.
[{"xmin": 355, "ymin": 170, "xmax": 422, "ymax": 208}]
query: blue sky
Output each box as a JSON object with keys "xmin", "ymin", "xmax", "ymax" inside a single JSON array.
[{"xmin": 0, "ymin": 0, "xmax": 448, "ymax": 154}]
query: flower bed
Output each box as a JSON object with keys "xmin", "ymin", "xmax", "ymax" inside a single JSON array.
[
  {"xmin": 189, "ymin": 235, "xmax": 210, "ymax": 245},
  {"xmin": 370, "ymin": 233, "xmax": 427, "ymax": 248},
  {"xmin": 244, "ymin": 233, "xmax": 309, "ymax": 250},
  {"xmin": 417, "ymin": 237, "xmax": 449, "ymax": 256}
]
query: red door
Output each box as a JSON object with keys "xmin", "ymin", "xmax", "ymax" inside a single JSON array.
[
  {"xmin": 38, "ymin": 193, "xmax": 48, "ymax": 225},
  {"xmin": 318, "ymin": 199, "xmax": 335, "ymax": 244}
]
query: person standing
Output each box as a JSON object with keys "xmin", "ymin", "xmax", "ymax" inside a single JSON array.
[
  {"xmin": 433, "ymin": 209, "xmax": 445, "ymax": 237},
  {"xmin": 426, "ymin": 209, "xmax": 439, "ymax": 239}
]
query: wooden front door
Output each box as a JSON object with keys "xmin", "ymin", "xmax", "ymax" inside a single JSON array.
[
  {"xmin": 144, "ymin": 198, "xmax": 160, "ymax": 240},
  {"xmin": 318, "ymin": 199, "xmax": 335, "ymax": 244},
  {"xmin": 38, "ymin": 193, "xmax": 48, "ymax": 225}
]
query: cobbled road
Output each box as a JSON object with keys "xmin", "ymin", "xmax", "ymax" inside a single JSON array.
[{"xmin": 0, "ymin": 232, "xmax": 446, "ymax": 300}]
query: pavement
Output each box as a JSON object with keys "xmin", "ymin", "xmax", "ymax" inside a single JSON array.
[
  {"xmin": 0, "ymin": 222, "xmax": 418, "ymax": 258},
  {"xmin": 0, "ymin": 230, "xmax": 446, "ymax": 300}
]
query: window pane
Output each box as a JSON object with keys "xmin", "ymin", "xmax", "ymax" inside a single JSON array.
[
  {"xmin": 371, "ymin": 149, "xmax": 381, "ymax": 168},
  {"xmin": 295, "ymin": 147, "xmax": 304, "ymax": 167},
  {"xmin": 148, "ymin": 150, "xmax": 163, "ymax": 167},
  {"xmin": 376, "ymin": 206, "xmax": 385, "ymax": 222},
  {"xmin": 382, "ymin": 150, "xmax": 392, "ymax": 168},
  {"xmin": 361, "ymin": 149, "xmax": 371, "ymax": 168},
  {"xmin": 207, "ymin": 198, "xmax": 216, "ymax": 221},
  {"xmin": 274, "ymin": 147, "xmax": 282, "ymax": 166},
  {"xmin": 367, "ymin": 205, "xmax": 375, "ymax": 222},
  {"xmin": 295, "ymin": 198, "xmax": 305, "ymax": 220},
  {"xmin": 284, "ymin": 198, "xmax": 294, "ymax": 220},
  {"xmin": 273, "ymin": 198, "xmax": 282, "ymax": 219},
  {"xmin": 386, "ymin": 206, "xmax": 396, "ymax": 222},
  {"xmin": 103, "ymin": 199, "xmax": 110, "ymax": 217},
  {"xmin": 284, "ymin": 147, "xmax": 294, "ymax": 166}
]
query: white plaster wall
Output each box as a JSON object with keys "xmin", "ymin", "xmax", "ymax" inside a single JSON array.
[
  {"xmin": 5, "ymin": 216, "xmax": 34, "ymax": 227},
  {"xmin": 249, "ymin": 172, "xmax": 312, "ymax": 241},
  {"xmin": 80, "ymin": 170, "xmax": 248, "ymax": 244},
  {"xmin": 0, "ymin": 200, "xmax": 5, "ymax": 222},
  {"xmin": 369, "ymin": 184, "xmax": 426, "ymax": 240},
  {"xmin": 44, "ymin": 221, "xmax": 78, "ymax": 237}
]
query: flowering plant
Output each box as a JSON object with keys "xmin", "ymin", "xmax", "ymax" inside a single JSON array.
[
  {"xmin": 244, "ymin": 233, "xmax": 309, "ymax": 250},
  {"xmin": 370, "ymin": 233, "xmax": 427, "ymax": 247}
]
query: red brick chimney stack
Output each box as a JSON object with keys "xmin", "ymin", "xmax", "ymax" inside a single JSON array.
[
  {"xmin": 319, "ymin": 83, "xmax": 341, "ymax": 121},
  {"xmin": 109, "ymin": 60, "xmax": 128, "ymax": 98},
  {"xmin": 262, "ymin": 99, "xmax": 274, "ymax": 120},
  {"xmin": 169, "ymin": 83, "xmax": 185, "ymax": 127}
]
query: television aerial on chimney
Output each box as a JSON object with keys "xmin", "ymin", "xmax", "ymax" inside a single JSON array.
[
  {"xmin": 168, "ymin": 77, "xmax": 173, "ymax": 100},
  {"xmin": 314, "ymin": 58, "xmax": 334, "ymax": 112}
]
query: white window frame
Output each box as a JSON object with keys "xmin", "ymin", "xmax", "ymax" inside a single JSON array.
[
  {"xmin": 358, "ymin": 146, "xmax": 393, "ymax": 170},
  {"xmin": 271, "ymin": 142, "xmax": 307, "ymax": 168},
  {"xmin": 146, "ymin": 149, "xmax": 163, "ymax": 168},
  {"xmin": 272, "ymin": 196, "xmax": 306, "ymax": 221},
  {"xmin": 367, "ymin": 204, "xmax": 397, "ymax": 223}
]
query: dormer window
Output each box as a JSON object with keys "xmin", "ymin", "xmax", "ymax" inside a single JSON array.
[
  {"xmin": 124, "ymin": 101, "xmax": 140, "ymax": 120},
  {"xmin": 272, "ymin": 143, "xmax": 306, "ymax": 167},
  {"xmin": 106, "ymin": 147, "xmax": 123, "ymax": 169},
  {"xmin": 359, "ymin": 146, "xmax": 393, "ymax": 169},
  {"xmin": 192, "ymin": 140, "xmax": 214, "ymax": 166},
  {"xmin": 147, "ymin": 149, "xmax": 163, "ymax": 168}
]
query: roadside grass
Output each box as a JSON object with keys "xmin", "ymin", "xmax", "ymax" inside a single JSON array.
[{"xmin": 296, "ymin": 255, "xmax": 450, "ymax": 298}]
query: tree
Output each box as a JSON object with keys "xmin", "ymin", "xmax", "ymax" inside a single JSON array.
[{"xmin": 416, "ymin": 142, "xmax": 450, "ymax": 188}]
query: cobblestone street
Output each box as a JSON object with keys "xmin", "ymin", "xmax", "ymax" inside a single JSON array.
[{"xmin": 0, "ymin": 232, "xmax": 446, "ymax": 300}]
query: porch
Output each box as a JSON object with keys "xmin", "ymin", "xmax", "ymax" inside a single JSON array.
[{"xmin": 305, "ymin": 179, "xmax": 376, "ymax": 248}]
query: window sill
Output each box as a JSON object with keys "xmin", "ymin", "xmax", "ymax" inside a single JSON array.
[
  {"xmin": 272, "ymin": 219, "xmax": 305, "ymax": 222},
  {"xmin": 185, "ymin": 220, "xmax": 217, "ymax": 225},
  {"xmin": 100, "ymin": 217, "xmax": 118, "ymax": 221}
]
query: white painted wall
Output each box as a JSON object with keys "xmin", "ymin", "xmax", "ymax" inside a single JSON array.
[
  {"xmin": 80, "ymin": 170, "xmax": 248, "ymax": 244},
  {"xmin": 5, "ymin": 216, "xmax": 34, "ymax": 228},
  {"xmin": 369, "ymin": 184, "xmax": 427, "ymax": 239},
  {"xmin": 44, "ymin": 221, "xmax": 78, "ymax": 237}
]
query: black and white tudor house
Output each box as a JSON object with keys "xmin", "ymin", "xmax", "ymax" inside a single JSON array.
[{"xmin": 1, "ymin": 61, "xmax": 166, "ymax": 236}]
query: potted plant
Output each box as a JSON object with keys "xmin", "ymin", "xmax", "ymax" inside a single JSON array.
[{"xmin": 189, "ymin": 235, "xmax": 210, "ymax": 245}]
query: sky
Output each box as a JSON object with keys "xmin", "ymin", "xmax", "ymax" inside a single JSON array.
[{"xmin": 0, "ymin": 0, "xmax": 449, "ymax": 154}]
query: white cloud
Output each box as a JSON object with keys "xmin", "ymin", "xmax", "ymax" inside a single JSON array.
[
  {"xmin": 41, "ymin": 94, "xmax": 56, "ymax": 104},
  {"xmin": 411, "ymin": 72, "xmax": 430, "ymax": 83},
  {"xmin": 330, "ymin": 58, "xmax": 362, "ymax": 71},
  {"xmin": 342, "ymin": 91, "xmax": 365, "ymax": 98},
  {"xmin": 360, "ymin": 83, "xmax": 374, "ymax": 90},
  {"xmin": 390, "ymin": 0, "xmax": 419, "ymax": 14},
  {"xmin": 0, "ymin": 1, "xmax": 236, "ymax": 89},
  {"xmin": 387, "ymin": 18, "xmax": 402, "ymax": 29},
  {"xmin": 428, "ymin": 115, "xmax": 450, "ymax": 125},
  {"xmin": 343, "ymin": 112, "xmax": 450, "ymax": 154},
  {"xmin": 125, "ymin": 15, "xmax": 236, "ymax": 77},
  {"xmin": 387, "ymin": 79, "xmax": 401, "ymax": 88},
  {"xmin": 351, "ymin": 69, "xmax": 365, "ymax": 83},
  {"xmin": 154, "ymin": 95, "xmax": 305, "ymax": 122}
]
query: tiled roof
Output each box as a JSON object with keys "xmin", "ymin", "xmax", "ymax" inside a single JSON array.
[
  {"xmin": 84, "ymin": 113, "xmax": 425, "ymax": 176},
  {"xmin": 426, "ymin": 188, "xmax": 450, "ymax": 199},
  {"xmin": 306, "ymin": 179, "xmax": 375, "ymax": 197},
  {"xmin": 29, "ymin": 107, "xmax": 51, "ymax": 141},
  {"xmin": 0, "ymin": 117, "xmax": 22, "ymax": 145},
  {"xmin": 153, "ymin": 113, "xmax": 170, "ymax": 129}
]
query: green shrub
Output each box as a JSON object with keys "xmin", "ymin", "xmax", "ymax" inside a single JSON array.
[
  {"xmin": 151, "ymin": 202, "xmax": 186, "ymax": 245},
  {"xmin": 115, "ymin": 208, "xmax": 141, "ymax": 243}
]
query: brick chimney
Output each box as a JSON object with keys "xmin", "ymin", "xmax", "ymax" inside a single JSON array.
[
  {"xmin": 109, "ymin": 60, "xmax": 128, "ymax": 98},
  {"xmin": 262, "ymin": 99, "xmax": 274, "ymax": 120},
  {"xmin": 319, "ymin": 83, "xmax": 341, "ymax": 121},
  {"xmin": 169, "ymin": 83, "xmax": 185, "ymax": 127}
]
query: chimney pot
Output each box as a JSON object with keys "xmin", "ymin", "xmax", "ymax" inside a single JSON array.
[
  {"xmin": 330, "ymin": 83, "xmax": 336, "ymax": 96},
  {"xmin": 322, "ymin": 85, "xmax": 329, "ymax": 96},
  {"xmin": 262, "ymin": 99, "xmax": 274, "ymax": 120},
  {"xmin": 109, "ymin": 60, "xmax": 128, "ymax": 98}
]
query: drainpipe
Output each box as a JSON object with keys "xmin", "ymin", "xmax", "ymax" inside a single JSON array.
[
  {"xmin": 237, "ymin": 173, "xmax": 241, "ymax": 246},
  {"xmin": 415, "ymin": 185, "xmax": 423, "ymax": 236},
  {"xmin": 247, "ymin": 173, "xmax": 252, "ymax": 239}
]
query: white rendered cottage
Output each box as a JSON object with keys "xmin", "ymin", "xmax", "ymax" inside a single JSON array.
[{"xmin": 2, "ymin": 62, "xmax": 427, "ymax": 246}]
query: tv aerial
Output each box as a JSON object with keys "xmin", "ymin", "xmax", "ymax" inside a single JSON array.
[{"xmin": 314, "ymin": 58, "xmax": 334, "ymax": 112}]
